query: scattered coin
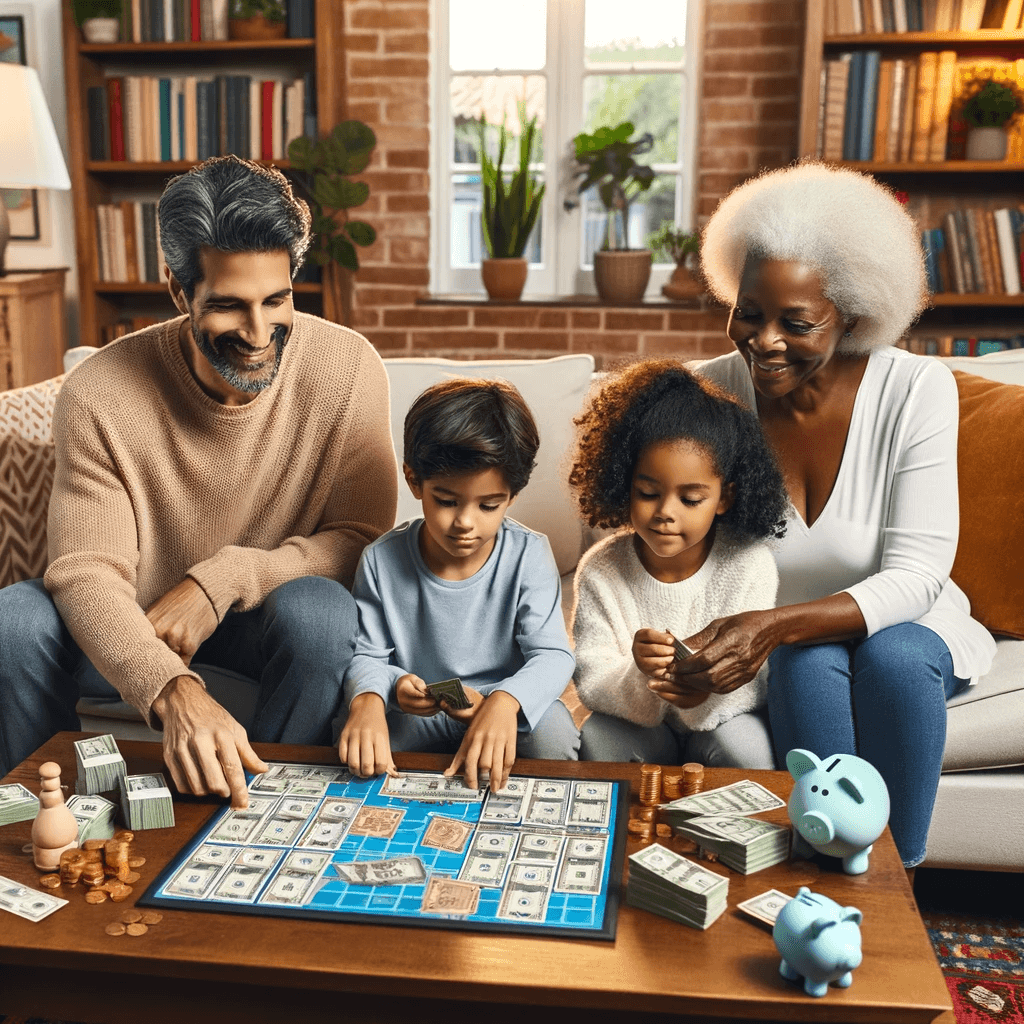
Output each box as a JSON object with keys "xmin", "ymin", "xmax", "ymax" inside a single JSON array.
[
  {"xmin": 128, "ymin": 856, "xmax": 146, "ymax": 869},
  {"xmin": 104, "ymin": 922, "xmax": 126, "ymax": 936},
  {"xmin": 113, "ymin": 830, "xmax": 134, "ymax": 843},
  {"xmin": 85, "ymin": 889, "xmax": 108, "ymax": 904},
  {"xmin": 126, "ymin": 923, "xmax": 148, "ymax": 937},
  {"xmin": 140, "ymin": 910, "xmax": 163, "ymax": 926},
  {"xmin": 125, "ymin": 871, "xmax": 141, "ymax": 885},
  {"xmin": 38, "ymin": 875, "xmax": 62, "ymax": 889},
  {"xmin": 655, "ymin": 823, "xmax": 673, "ymax": 838},
  {"xmin": 121, "ymin": 909, "xmax": 143, "ymax": 924}
]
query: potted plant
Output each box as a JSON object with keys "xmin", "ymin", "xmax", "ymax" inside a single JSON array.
[
  {"xmin": 71, "ymin": 0, "xmax": 122, "ymax": 43},
  {"xmin": 648, "ymin": 224, "xmax": 703, "ymax": 301},
  {"xmin": 565, "ymin": 121, "xmax": 657, "ymax": 304},
  {"xmin": 287, "ymin": 121, "xmax": 377, "ymax": 325},
  {"xmin": 959, "ymin": 78, "xmax": 1024, "ymax": 161},
  {"xmin": 228, "ymin": 0, "xmax": 286, "ymax": 41},
  {"xmin": 477, "ymin": 113, "xmax": 545, "ymax": 301}
]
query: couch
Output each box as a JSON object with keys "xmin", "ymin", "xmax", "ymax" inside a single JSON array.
[{"xmin": 2, "ymin": 346, "xmax": 1022, "ymax": 872}]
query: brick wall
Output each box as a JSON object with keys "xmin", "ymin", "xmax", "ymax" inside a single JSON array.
[{"xmin": 340, "ymin": 0, "xmax": 806, "ymax": 367}]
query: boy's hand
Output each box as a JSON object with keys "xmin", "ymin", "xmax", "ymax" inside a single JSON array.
[
  {"xmin": 395, "ymin": 674, "xmax": 439, "ymax": 717},
  {"xmin": 338, "ymin": 693, "xmax": 399, "ymax": 778},
  {"xmin": 632, "ymin": 628, "xmax": 676, "ymax": 681},
  {"xmin": 439, "ymin": 684, "xmax": 484, "ymax": 724},
  {"xmin": 445, "ymin": 690, "xmax": 519, "ymax": 793}
]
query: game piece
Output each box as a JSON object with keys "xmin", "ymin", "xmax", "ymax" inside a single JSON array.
[
  {"xmin": 74, "ymin": 735, "xmax": 127, "ymax": 796},
  {"xmin": 425, "ymin": 676, "xmax": 473, "ymax": 711},
  {"xmin": 105, "ymin": 921, "xmax": 126, "ymax": 936},
  {"xmin": 85, "ymin": 890, "xmax": 108, "ymax": 904},
  {"xmin": 421, "ymin": 876, "xmax": 480, "ymax": 916},
  {"xmin": 129, "ymin": 856, "xmax": 146, "ymax": 869},
  {"xmin": 126, "ymin": 922, "xmax": 148, "ymax": 936},
  {"xmin": 31, "ymin": 762, "xmax": 79, "ymax": 871},
  {"xmin": 681, "ymin": 763, "xmax": 704, "ymax": 796},
  {"xmin": 38, "ymin": 874, "xmax": 62, "ymax": 889},
  {"xmin": 421, "ymin": 816, "xmax": 474, "ymax": 854},
  {"xmin": 639, "ymin": 764, "xmax": 662, "ymax": 806},
  {"xmin": 121, "ymin": 909, "xmax": 143, "ymax": 924},
  {"xmin": 140, "ymin": 910, "xmax": 162, "ymax": 925}
]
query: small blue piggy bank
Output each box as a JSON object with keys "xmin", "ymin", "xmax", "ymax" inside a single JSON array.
[
  {"xmin": 773, "ymin": 887, "xmax": 863, "ymax": 998},
  {"xmin": 786, "ymin": 749, "xmax": 890, "ymax": 875}
]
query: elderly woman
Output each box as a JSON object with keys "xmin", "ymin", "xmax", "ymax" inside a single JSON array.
[{"xmin": 668, "ymin": 163, "xmax": 996, "ymax": 868}]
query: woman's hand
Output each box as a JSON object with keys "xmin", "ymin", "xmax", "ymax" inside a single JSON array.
[
  {"xmin": 632, "ymin": 628, "xmax": 676, "ymax": 680},
  {"xmin": 672, "ymin": 609, "xmax": 780, "ymax": 694}
]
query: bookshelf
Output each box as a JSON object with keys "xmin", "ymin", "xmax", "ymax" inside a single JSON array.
[
  {"xmin": 61, "ymin": 0, "xmax": 345, "ymax": 349},
  {"xmin": 799, "ymin": 0, "xmax": 1024, "ymax": 334}
]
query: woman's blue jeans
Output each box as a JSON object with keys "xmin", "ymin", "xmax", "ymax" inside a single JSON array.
[{"xmin": 768, "ymin": 622, "xmax": 969, "ymax": 869}]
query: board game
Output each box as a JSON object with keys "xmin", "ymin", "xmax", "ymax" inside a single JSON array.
[{"xmin": 140, "ymin": 763, "xmax": 629, "ymax": 940}]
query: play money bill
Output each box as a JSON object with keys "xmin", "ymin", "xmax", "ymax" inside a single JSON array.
[
  {"xmin": 425, "ymin": 676, "xmax": 472, "ymax": 710},
  {"xmin": 333, "ymin": 855, "xmax": 426, "ymax": 887},
  {"xmin": 662, "ymin": 779, "xmax": 785, "ymax": 817},
  {"xmin": 0, "ymin": 875, "xmax": 68, "ymax": 922},
  {"xmin": 737, "ymin": 889, "xmax": 793, "ymax": 926}
]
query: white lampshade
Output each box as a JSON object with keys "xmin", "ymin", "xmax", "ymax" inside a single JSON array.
[{"xmin": 0, "ymin": 63, "xmax": 71, "ymax": 191}]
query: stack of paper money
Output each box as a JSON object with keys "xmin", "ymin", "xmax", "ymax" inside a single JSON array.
[
  {"xmin": 119, "ymin": 773, "xmax": 175, "ymax": 830},
  {"xmin": 74, "ymin": 734, "xmax": 127, "ymax": 796},
  {"xmin": 670, "ymin": 814, "xmax": 791, "ymax": 874},
  {"xmin": 626, "ymin": 843, "xmax": 729, "ymax": 929},
  {"xmin": 65, "ymin": 793, "xmax": 118, "ymax": 842},
  {"xmin": 0, "ymin": 783, "xmax": 38, "ymax": 825},
  {"xmin": 660, "ymin": 778, "xmax": 787, "ymax": 825}
]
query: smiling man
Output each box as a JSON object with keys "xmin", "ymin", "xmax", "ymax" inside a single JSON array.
[{"xmin": 0, "ymin": 156, "xmax": 398, "ymax": 806}]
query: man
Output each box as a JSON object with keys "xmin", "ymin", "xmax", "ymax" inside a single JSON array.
[{"xmin": 0, "ymin": 156, "xmax": 397, "ymax": 806}]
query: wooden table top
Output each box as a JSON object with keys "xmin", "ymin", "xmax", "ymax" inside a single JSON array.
[{"xmin": 0, "ymin": 733, "xmax": 952, "ymax": 1024}]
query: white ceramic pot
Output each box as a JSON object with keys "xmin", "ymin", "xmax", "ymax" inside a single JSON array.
[
  {"xmin": 81, "ymin": 17, "xmax": 121, "ymax": 43},
  {"xmin": 965, "ymin": 126, "xmax": 1008, "ymax": 161}
]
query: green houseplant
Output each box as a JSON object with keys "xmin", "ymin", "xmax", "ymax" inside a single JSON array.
[
  {"xmin": 959, "ymin": 78, "xmax": 1024, "ymax": 160},
  {"xmin": 565, "ymin": 121, "xmax": 657, "ymax": 303},
  {"xmin": 287, "ymin": 121, "xmax": 378, "ymax": 326},
  {"xmin": 648, "ymin": 224, "xmax": 703, "ymax": 301},
  {"xmin": 71, "ymin": 0, "xmax": 122, "ymax": 42},
  {"xmin": 228, "ymin": 0, "xmax": 286, "ymax": 40},
  {"xmin": 477, "ymin": 113, "xmax": 545, "ymax": 300}
]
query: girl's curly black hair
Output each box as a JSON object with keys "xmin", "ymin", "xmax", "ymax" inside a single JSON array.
[{"xmin": 568, "ymin": 359, "xmax": 788, "ymax": 541}]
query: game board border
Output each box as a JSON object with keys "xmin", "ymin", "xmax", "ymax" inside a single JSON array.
[{"xmin": 138, "ymin": 770, "xmax": 631, "ymax": 941}]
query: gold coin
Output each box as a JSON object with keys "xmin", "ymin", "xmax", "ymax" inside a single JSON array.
[
  {"xmin": 121, "ymin": 909, "xmax": 143, "ymax": 924},
  {"xmin": 109, "ymin": 885, "xmax": 133, "ymax": 903},
  {"xmin": 627, "ymin": 819, "xmax": 646, "ymax": 835},
  {"xmin": 104, "ymin": 922, "xmax": 126, "ymax": 936},
  {"xmin": 655, "ymin": 823, "xmax": 673, "ymax": 838},
  {"xmin": 140, "ymin": 911, "xmax": 163, "ymax": 926},
  {"xmin": 128, "ymin": 856, "xmax": 146, "ymax": 869},
  {"xmin": 82, "ymin": 839, "xmax": 106, "ymax": 851},
  {"xmin": 85, "ymin": 889, "xmax": 108, "ymax": 904},
  {"xmin": 633, "ymin": 806, "xmax": 656, "ymax": 823},
  {"xmin": 126, "ymin": 922, "xmax": 148, "ymax": 937},
  {"xmin": 113, "ymin": 830, "xmax": 135, "ymax": 842},
  {"xmin": 125, "ymin": 871, "xmax": 141, "ymax": 884},
  {"xmin": 38, "ymin": 875, "xmax": 62, "ymax": 889}
]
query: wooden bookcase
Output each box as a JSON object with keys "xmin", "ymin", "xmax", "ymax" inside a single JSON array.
[
  {"xmin": 61, "ymin": 0, "xmax": 346, "ymax": 349},
  {"xmin": 798, "ymin": 1, "xmax": 1024, "ymax": 337}
]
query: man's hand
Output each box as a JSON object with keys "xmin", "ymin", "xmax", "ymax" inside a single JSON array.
[
  {"xmin": 395, "ymin": 674, "xmax": 440, "ymax": 717},
  {"xmin": 632, "ymin": 628, "xmax": 676, "ymax": 681},
  {"xmin": 151, "ymin": 675, "xmax": 268, "ymax": 809},
  {"xmin": 146, "ymin": 578, "xmax": 218, "ymax": 667},
  {"xmin": 444, "ymin": 690, "xmax": 519, "ymax": 793},
  {"xmin": 338, "ymin": 693, "xmax": 399, "ymax": 778},
  {"xmin": 439, "ymin": 684, "xmax": 484, "ymax": 725}
]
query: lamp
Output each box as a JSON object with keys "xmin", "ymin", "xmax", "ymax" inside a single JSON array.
[{"xmin": 0, "ymin": 63, "xmax": 71, "ymax": 274}]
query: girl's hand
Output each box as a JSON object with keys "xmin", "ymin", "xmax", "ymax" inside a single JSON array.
[
  {"xmin": 672, "ymin": 610, "xmax": 779, "ymax": 694},
  {"xmin": 439, "ymin": 684, "xmax": 484, "ymax": 724},
  {"xmin": 647, "ymin": 675, "xmax": 711, "ymax": 709},
  {"xmin": 445, "ymin": 690, "xmax": 519, "ymax": 792},
  {"xmin": 395, "ymin": 674, "xmax": 439, "ymax": 717},
  {"xmin": 338, "ymin": 693, "xmax": 399, "ymax": 778},
  {"xmin": 632, "ymin": 628, "xmax": 676, "ymax": 680}
]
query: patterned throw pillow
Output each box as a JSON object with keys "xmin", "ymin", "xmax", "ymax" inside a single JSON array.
[{"xmin": 0, "ymin": 434, "xmax": 55, "ymax": 588}]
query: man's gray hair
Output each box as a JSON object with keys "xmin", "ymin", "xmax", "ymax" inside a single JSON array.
[
  {"xmin": 159, "ymin": 155, "xmax": 312, "ymax": 299},
  {"xmin": 701, "ymin": 162, "xmax": 927, "ymax": 353}
]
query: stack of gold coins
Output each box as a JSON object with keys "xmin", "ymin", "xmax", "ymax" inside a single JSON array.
[
  {"xmin": 627, "ymin": 818, "xmax": 654, "ymax": 842},
  {"xmin": 639, "ymin": 764, "xmax": 662, "ymax": 806},
  {"xmin": 635, "ymin": 806, "xmax": 656, "ymax": 823},
  {"xmin": 681, "ymin": 762, "xmax": 704, "ymax": 796},
  {"xmin": 662, "ymin": 772, "xmax": 682, "ymax": 802}
]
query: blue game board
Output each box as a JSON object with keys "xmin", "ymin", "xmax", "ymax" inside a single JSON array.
[{"xmin": 139, "ymin": 763, "xmax": 628, "ymax": 940}]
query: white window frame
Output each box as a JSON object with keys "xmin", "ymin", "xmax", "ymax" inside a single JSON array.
[{"xmin": 430, "ymin": 0, "xmax": 703, "ymax": 299}]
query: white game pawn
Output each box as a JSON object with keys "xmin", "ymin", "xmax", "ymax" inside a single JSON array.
[{"xmin": 31, "ymin": 761, "xmax": 79, "ymax": 871}]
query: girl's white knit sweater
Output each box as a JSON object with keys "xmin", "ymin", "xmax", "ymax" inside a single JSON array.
[{"xmin": 570, "ymin": 527, "xmax": 779, "ymax": 732}]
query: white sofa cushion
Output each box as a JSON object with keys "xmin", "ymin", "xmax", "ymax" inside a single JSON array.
[{"xmin": 937, "ymin": 347, "xmax": 1024, "ymax": 385}]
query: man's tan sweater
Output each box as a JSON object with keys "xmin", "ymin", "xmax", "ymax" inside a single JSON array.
[{"xmin": 44, "ymin": 311, "xmax": 398, "ymax": 722}]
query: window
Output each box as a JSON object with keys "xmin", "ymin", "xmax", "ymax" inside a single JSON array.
[{"xmin": 431, "ymin": 0, "xmax": 702, "ymax": 298}]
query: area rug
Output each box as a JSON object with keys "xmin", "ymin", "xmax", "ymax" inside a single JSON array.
[{"xmin": 923, "ymin": 913, "xmax": 1024, "ymax": 1023}]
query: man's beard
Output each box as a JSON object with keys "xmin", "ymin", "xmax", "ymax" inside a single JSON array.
[{"xmin": 193, "ymin": 321, "xmax": 289, "ymax": 394}]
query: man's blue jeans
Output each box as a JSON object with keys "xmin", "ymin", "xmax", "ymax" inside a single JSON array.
[
  {"xmin": 768, "ymin": 622, "xmax": 969, "ymax": 869},
  {"xmin": 0, "ymin": 576, "xmax": 357, "ymax": 778}
]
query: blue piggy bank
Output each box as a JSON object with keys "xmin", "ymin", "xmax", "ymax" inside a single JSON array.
[
  {"xmin": 773, "ymin": 887, "xmax": 863, "ymax": 998},
  {"xmin": 786, "ymin": 749, "xmax": 890, "ymax": 875}
]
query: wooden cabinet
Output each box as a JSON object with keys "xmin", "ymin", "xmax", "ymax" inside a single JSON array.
[{"xmin": 0, "ymin": 270, "xmax": 68, "ymax": 389}]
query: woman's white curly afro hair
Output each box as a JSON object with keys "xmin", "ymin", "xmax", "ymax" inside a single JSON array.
[{"xmin": 700, "ymin": 162, "xmax": 927, "ymax": 354}]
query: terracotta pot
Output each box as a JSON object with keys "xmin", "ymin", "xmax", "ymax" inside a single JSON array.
[
  {"xmin": 965, "ymin": 126, "xmax": 1008, "ymax": 161},
  {"xmin": 662, "ymin": 262, "xmax": 703, "ymax": 301},
  {"xmin": 228, "ymin": 15, "xmax": 288, "ymax": 40},
  {"xmin": 593, "ymin": 249, "xmax": 652, "ymax": 304},
  {"xmin": 81, "ymin": 17, "xmax": 120, "ymax": 43},
  {"xmin": 480, "ymin": 257, "xmax": 528, "ymax": 301}
]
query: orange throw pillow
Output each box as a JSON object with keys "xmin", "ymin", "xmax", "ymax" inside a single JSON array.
[{"xmin": 950, "ymin": 371, "xmax": 1024, "ymax": 639}]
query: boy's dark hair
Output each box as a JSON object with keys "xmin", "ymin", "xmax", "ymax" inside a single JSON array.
[
  {"xmin": 404, "ymin": 377, "xmax": 540, "ymax": 496},
  {"xmin": 159, "ymin": 155, "xmax": 312, "ymax": 300},
  {"xmin": 569, "ymin": 359, "xmax": 788, "ymax": 541}
]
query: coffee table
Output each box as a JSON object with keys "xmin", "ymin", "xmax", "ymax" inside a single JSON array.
[{"xmin": 0, "ymin": 732, "xmax": 952, "ymax": 1024}]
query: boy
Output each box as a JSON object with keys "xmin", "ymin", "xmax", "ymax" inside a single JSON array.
[{"xmin": 339, "ymin": 378, "xmax": 579, "ymax": 791}]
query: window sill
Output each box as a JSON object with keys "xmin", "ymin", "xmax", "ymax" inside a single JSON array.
[{"xmin": 418, "ymin": 293, "xmax": 713, "ymax": 310}]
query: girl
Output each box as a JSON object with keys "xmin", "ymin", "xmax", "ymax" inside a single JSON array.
[{"xmin": 568, "ymin": 360, "xmax": 789, "ymax": 767}]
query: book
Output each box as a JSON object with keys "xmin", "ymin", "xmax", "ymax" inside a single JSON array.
[
  {"xmin": 928, "ymin": 51, "xmax": 958, "ymax": 162},
  {"xmin": 120, "ymin": 201, "xmax": 139, "ymax": 283},
  {"xmin": 184, "ymin": 76, "xmax": 198, "ymax": 161},
  {"xmin": 250, "ymin": 79, "xmax": 261, "ymax": 159},
  {"xmin": 911, "ymin": 52, "xmax": 939, "ymax": 163},
  {"xmin": 303, "ymin": 70, "xmax": 317, "ymax": 141},
  {"xmin": 897, "ymin": 59, "xmax": 918, "ymax": 162},
  {"xmin": 958, "ymin": 0, "xmax": 987, "ymax": 25},
  {"xmin": 963, "ymin": 208, "xmax": 986, "ymax": 292},
  {"xmin": 108, "ymin": 78, "xmax": 125, "ymax": 162},
  {"xmin": 272, "ymin": 80, "xmax": 284, "ymax": 159},
  {"xmin": 141, "ymin": 202, "xmax": 159, "ymax": 283},
  {"xmin": 159, "ymin": 78, "xmax": 172, "ymax": 162},
  {"xmin": 982, "ymin": 210, "xmax": 1005, "ymax": 294},
  {"xmin": 943, "ymin": 211, "xmax": 966, "ymax": 293},
  {"xmin": 190, "ymin": 0, "xmax": 200, "ymax": 40},
  {"xmin": 133, "ymin": 200, "xmax": 146, "ymax": 282},
  {"xmin": 858, "ymin": 51, "xmax": 881, "ymax": 161},
  {"xmin": 87, "ymin": 86, "xmax": 110, "ymax": 161},
  {"xmin": 885, "ymin": 60, "xmax": 906, "ymax": 163},
  {"xmin": 933, "ymin": 0, "xmax": 955, "ymax": 28},
  {"xmin": 873, "ymin": 60, "xmax": 895, "ymax": 163},
  {"xmin": 843, "ymin": 51, "xmax": 866, "ymax": 161},
  {"xmin": 261, "ymin": 80, "xmax": 275, "ymax": 161},
  {"xmin": 211, "ymin": 0, "xmax": 228, "ymax": 39}
]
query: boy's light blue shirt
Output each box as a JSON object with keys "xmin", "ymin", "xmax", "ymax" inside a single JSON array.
[{"xmin": 344, "ymin": 517, "xmax": 575, "ymax": 730}]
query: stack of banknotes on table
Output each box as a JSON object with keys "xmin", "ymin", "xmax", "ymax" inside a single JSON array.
[
  {"xmin": 74, "ymin": 734, "xmax": 127, "ymax": 795},
  {"xmin": 119, "ymin": 773, "xmax": 175, "ymax": 830},
  {"xmin": 626, "ymin": 843, "xmax": 729, "ymax": 929},
  {"xmin": 0, "ymin": 783, "xmax": 38, "ymax": 825},
  {"xmin": 65, "ymin": 793, "xmax": 118, "ymax": 842},
  {"xmin": 668, "ymin": 815, "xmax": 791, "ymax": 874},
  {"xmin": 660, "ymin": 778, "xmax": 787, "ymax": 824}
]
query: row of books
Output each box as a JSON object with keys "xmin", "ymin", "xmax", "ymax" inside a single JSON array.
[
  {"xmin": 87, "ymin": 73, "xmax": 315, "ymax": 164},
  {"xmin": 100, "ymin": 318, "xmax": 162, "ymax": 346},
  {"xmin": 816, "ymin": 52, "xmax": 1024, "ymax": 162},
  {"xmin": 825, "ymin": 0, "xmax": 1024, "ymax": 33},
  {"xmin": 115, "ymin": 0, "xmax": 314, "ymax": 43},
  {"xmin": 898, "ymin": 335, "xmax": 1024, "ymax": 355},
  {"xmin": 921, "ymin": 207, "xmax": 1024, "ymax": 295},
  {"xmin": 95, "ymin": 202, "xmax": 167, "ymax": 285}
]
